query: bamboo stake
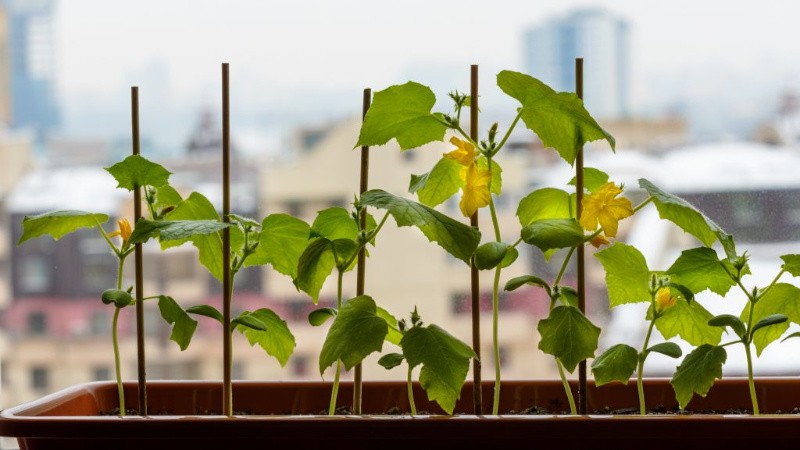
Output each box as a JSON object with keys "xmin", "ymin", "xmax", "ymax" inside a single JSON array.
[
  {"xmin": 575, "ymin": 58, "xmax": 587, "ymax": 415},
  {"xmin": 469, "ymin": 64, "xmax": 483, "ymax": 415},
  {"xmin": 221, "ymin": 63, "xmax": 233, "ymax": 417},
  {"xmin": 131, "ymin": 86, "xmax": 148, "ymax": 416},
  {"xmin": 353, "ymin": 88, "xmax": 371, "ymax": 414}
]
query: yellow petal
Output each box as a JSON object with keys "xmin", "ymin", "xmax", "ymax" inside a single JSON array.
[
  {"xmin": 459, "ymin": 164, "xmax": 491, "ymax": 217},
  {"xmin": 444, "ymin": 137, "xmax": 476, "ymax": 166},
  {"xmin": 656, "ymin": 287, "xmax": 677, "ymax": 312}
]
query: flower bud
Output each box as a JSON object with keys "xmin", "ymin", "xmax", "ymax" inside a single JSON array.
[{"xmin": 655, "ymin": 287, "xmax": 677, "ymax": 313}]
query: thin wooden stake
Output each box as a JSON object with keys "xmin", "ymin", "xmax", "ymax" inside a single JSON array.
[
  {"xmin": 131, "ymin": 86, "xmax": 148, "ymax": 416},
  {"xmin": 575, "ymin": 58, "xmax": 588, "ymax": 415},
  {"xmin": 353, "ymin": 88, "xmax": 371, "ymax": 414},
  {"xmin": 221, "ymin": 63, "xmax": 233, "ymax": 417},
  {"xmin": 469, "ymin": 64, "xmax": 483, "ymax": 415}
]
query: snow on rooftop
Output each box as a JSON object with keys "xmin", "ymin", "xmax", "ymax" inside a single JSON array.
[{"xmin": 7, "ymin": 166, "xmax": 125, "ymax": 215}]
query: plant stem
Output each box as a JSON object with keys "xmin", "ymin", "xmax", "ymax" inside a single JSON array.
[
  {"xmin": 744, "ymin": 343, "xmax": 759, "ymax": 415},
  {"xmin": 112, "ymin": 306, "xmax": 125, "ymax": 417},
  {"xmin": 554, "ymin": 247, "xmax": 577, "ymax": 286},
  {"xmin": 491, "ymin": 265, "xmax": 501, "ymax": 414},
  {"xmin": 556, "ymin": 359, "xmax": 577, "ymax": 415},
  {"xmin": 407, "ymin": 365, "xmax": 417, "ymax": 416},
  {"xmin": 493, "ymin": 110, "xmax": 523, "ymax": 156},
  {"xmin": 328, "ymin": 269, "xmax": 345, "ymax": 416},
  {"xmin": 637, "ymin": 319, "xmax": 656, "ymax": 415}
]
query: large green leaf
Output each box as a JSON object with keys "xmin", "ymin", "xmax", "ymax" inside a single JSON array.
[
  {"xmin": 162, "ymin": 192, "xmax": 227, "ymax": 281},
  {"xmin": 595, "ymin": 242, "xmax": 651, "ymax": 307},
  {"xmin": 246, "ymin": 214, "xmax": 311, "ymax": 277},
  {"xmin": 537, "ymin": 305, "xmax": 600, "ymax": 373},
  {"xmin": 780, "ymin": 254, "xmax": 800, "ymax": 277},
  {"xmin": 311, "ymin": 207, "xmax": 359, "ymax": 241},
  {"xmin": 237, "ymin": 308, "xmax": 296, "ymax": 367},
  {"xmin": 657, "ymin": 299, "xmax": 722, "ymax": 346},
  {"xmin": 521, "ymin": 218, "xmax": 585, "ymax": 253},
  {"xmin": 410, "ymin": 157, "xmax": 462, "ymax": 207},
  {"xmin": 19, "ymin": 210, "xmax": 109, "ymax": 244},
  {"xmin": 128, "ymin": 219, "xmax": 232, "ymax": 245},
  {"xmin": 105, "ymin": 154, "xmax": 171, "ymax": 191},
  {"xmin": 671, "ymin": 344, "xmax": 726, "ymax": 409},
  {"xmin": 319, "ymin": 296, "xmax": 388, "ymax": 373},
  {"xmin": 356, "ymin": 82, "xmax": 447, "ymax": 150},
  {"xmin": 295, "ymin": 238, "xmax": 336, "ymax": 304},
  {"xmin": 401, "ymin": 324, "xmax": 476, "ymax": 415},
  {"xmin": 666, "ymin": 247, "xmax": 736, "ymax": 296},
  {"xmin": 153, "ymin": 185, "xmax": 183, "ymax": 211},
  {"xmin": 639, "ymin": 179, "xmax": 735, "ymax": 259},
  {"xmin": 157, "ymin": 295, "xmax": 198, "ymax": 351},
  {"xmin": 360, "ymin": 189, "xmax": 481, "ymax": 263},
  {"xmin": 516, "ymin": 188, "xmax": 573, "ymax": 227},
  {"xmin": 496, "ymin": 70, "xmax": 615, "ymax": 164},
  {"xmin": 591, "ymin": 344, "xmax": 638, "ymax": 386},
  {"xmin": 376, "ymin": 306, "xmax": 403, "ymax": 345},
  {"xmin": 744, "ymin": 283, "xmax": 800, "ymax": 355}
]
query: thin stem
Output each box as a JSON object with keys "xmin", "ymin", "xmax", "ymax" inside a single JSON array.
[
  {"xmin": 493, "ymin": 110, "xmax": 523, "ymax": 156},
  {"xmin": 633, "ymin": 196, "xmax": 654, "ymax": 214},
  {"xmin": 328, "ymin": 360, "xmax": 342, "ymax": 416},
  {"xmin": 744, "ymin": 343, "xmax": 759, "ymax": 415},
  {"xmin": 112, "ymin": 306, "xmax": 125, "ymax": 417},
  {"xmin": 637, "ymin": 318, "xmax": 656, "ymax": 415},
  {"xmin": 491, "ymin": 265, "xmax": 502, "ymax": 414},
  {"xmin": 554, "ymin": 247, "xmax": 577, "ymax": 286},
  {"xmin": 556, "ymin": 359, "xmax": 577, "ymax": 415},
  {"xmin": 407, "ymin": 365, "xmax": 417, "ymax": 416},
  {"xmin": 760, "ymin": 269, "xmax": 786, "ymax": 299},
  {"xmin": 95, "ymin": 223, "xmax": 121, "ymax": 258}
]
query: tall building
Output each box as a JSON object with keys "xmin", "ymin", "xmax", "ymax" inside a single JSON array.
[
  {"xmin": 5, "ymin": 0, "xmax": 59, "ymax": 138},
  {"xmin": 524, "ymin": 8, "xmax": 630, "ymax": 119}
]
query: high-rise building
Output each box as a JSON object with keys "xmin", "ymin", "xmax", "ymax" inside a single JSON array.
[
  {"xmin": 524, "ymin": 8, "xmax": 630, "ymax": 119},
  {"xmin": 4, "ymin": 0, "xmax": 59, "ymax": 138}
]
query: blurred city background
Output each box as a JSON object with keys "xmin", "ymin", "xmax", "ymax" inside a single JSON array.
[{"xmin": 1, "ymin": 0, "xmax": 800, "ymax": 414}]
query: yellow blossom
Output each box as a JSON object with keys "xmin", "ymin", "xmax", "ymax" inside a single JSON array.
[
  {"xmin": 589, "ymin": 234, "xmax": 611, "ymax": 248},
  {"xmin": 655, "ymin": 287, "xmax": 677, "ymax": 313},
  {"xmin": 109, "ymin": 218, "xmax": 133, "ymax": 247},
  {"xmin": 444, "ymin": 137, "xmax": 476, "ymax": 166},
  {"xmin": 458, "ymin": 163, "xmax": 491, "ymax": 217},
  {"xmin": 579, "ymin": 182, "xmax": 633, "ymax": 238}
]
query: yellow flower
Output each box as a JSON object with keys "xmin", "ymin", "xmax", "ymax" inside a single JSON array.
[
  {"xmin": 459, "ymin": 163, "xmax": 491, "ymax": 217},
  {"xmin": 109, "ymin": 218, "xmax": 133, "ymax": 247},
  {"xmin": 589, "ymin": 235, "xmax": 611, "ymax": 248},
  {"xmin": 579, "ymin": 182, "xmax": 633, "ymax": 238},
  {"xmin": 444, "ymin": 137, "xmax": 476, "ymax": 166},
  {"xmin": 655, "ymin": 287, "xmax": 677, "ymax": 313}
]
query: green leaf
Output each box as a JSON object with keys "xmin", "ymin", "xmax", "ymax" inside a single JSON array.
[
  {"xmin": 153, "ymin": 185, "xmax": 183, "ymax": 211},
  {"xmin": 474, "ymin": 242, "xmax": 511, "ymax": 270},
  {"xmin": 639, "ymin": 179, "xmax": 734, "ymax": 257},
  {"xmin": 246, "ymin": 214, "xmax": 311, "ymax": 277},
  {"xmin": 401, "ymin": 324, "xmax": 476, "ymax": 414},
  {"xmin": 237, "ymin": 309, "xmax": 295, "ymax": 367},
  {"xmin": 568, "ymin": 167, "xmax": 610, "ymax": 193},
  {"xmin": 356, "ymin": 81, "xmax": 447, "ymax": 150},
  {"xmin": 647, "ymin": 342, "xmax": 682, "ymax": 359},
  {"xmin": 331, "ymin": 238, "xmax": 359, "ymax": 270},
  {"xmin": 308, "ymin": 308, "xmax": 337, "ymax": 326},
  {"xmin": 537, "ymin": 305, "xmax": 600, "ymax": 373},
  {"xmin": 708, "ymin": 314, "xmax": 746, "ymax": 339},
  {"xmin": 162, "ymin": 192, "xmax": 227, "ymax": 281},
  {"xmin": 157, "ymin": 295, "xmax": 198, "ymax": 351},
  {"xmin": 186, "ymin": 304, "xmax": 223, "ymax": 323},
  {"xmin": 782, "ymin": 332, "xmax": 800, "ymax": 343},
  {"xmin": 496, "ymin": 70, "xmax": 615, "ymax": 164},
  {"xmin": 295, "ymin": 239, "xmax": 336, "ymax": 304},
  {"xmin": 232, "ymin": 314, "xmax": 268, "ymax": 331},
  {"xmin": 319, "ymin": 296, "xmax": 388, "ymax": 373},
  {"xmin": 360, "ymin": 189, "xmax": 481, "ymax": 263},
  {"xmin": 500, "ymin": 247, "xmax": 519, "ymax": 268},
  {"xmin": 666, "ymin": 247, "xmax": 736, "ymax": 296},
  {"xmin": 101, "ymin": 289, "xmax": 133, "ymax": 308},
  {"xmin": 516, "ymin": 188, "xmax": 573, "ymax": 227},
  {"xmin": 591, "ymin": 344, "xmax": 638, "ymax": 386},
  {"xmin": 657, "ymin": 299, "xmax": 722, "ymax": 346},
  {"xmin": 19, "ymin": 210, "xmax": 109, "ymax": 244},
  {"xmin": 595, "ymin": 243, "xmax": 650, "ymax": 307},
  {"xmin": 671, "ymin": 344, "xmax": 726, "ymax": 409},
  {"xmin": 780, "ymin": 254, "xmax": 800, "ymax": 277},
  {"xmin": 378, "ymin": 353, "xmax": 405, "ymax": 370},
  {"xmin": 311, "ymin": 207, "xmax": 358, "ymax": 241},
  {"xmin": 477, "ymin": 156, "xmax": 502, "ymax": 196},
  {"xmin": 555, "ymin": 286, "xmax": 579, "ymax": 308},
  {"xmin": 128, "ymin": 219, "xmax": 232, "ymax": 245},
  {"xmin": 751, "ymin": 314, "xmax": 788, "ymax": 336},
  {"xmin": 504, "ymin": 275, "xmax": 551, "ymax": 297},
  {"xmin": 409, "ymin": 157, "xmax": 462, "ymax": 207},
  {"xmin": 521, "ymin": 218, "xmax": 585, "ymax": 253},
  {"xmin": 376, "ymin": 306, "xmax": 403, "ymax": 345},
  {"xmin": 105, "ymin": 155, "xmax": 171, "ymax": 191},
  {"xmin": 744, "ymin": 283, "xmax": 800, "ymax": 355}
]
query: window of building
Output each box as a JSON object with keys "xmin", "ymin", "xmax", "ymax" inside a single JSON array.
[
  {"xmin": 92, "ymin": 366, "xmax": 110, "ymax": 381},
  {"xmin": 90, "ymin": 310, "xmax": 109, "ymax": 335},
  {"xmin": 19, "ymin": 256, "xmax": 50, "ymax": 294},
  {"xmin": 31, "ymin": 366, "xmax": 49, "ymax": 390},
  {"xmin": 27, "ymin": 311, "xmax": 47, "ymax": 335}
]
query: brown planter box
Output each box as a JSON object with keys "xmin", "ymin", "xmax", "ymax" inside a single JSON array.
[{"xmin": 2, "ymin": 378, "xmax": 800, "ymax": 449}]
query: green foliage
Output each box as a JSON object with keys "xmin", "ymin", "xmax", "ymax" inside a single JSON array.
[
  {"xmin": 568, "ymin": 167, "xmax": 610, "ymax": 193},
  {"xmin": 708, "ymin": 314, "xmax": 747, "ymax": 339},
  {"xmin": 101, "ymin": 289, "xmax": 133, "ymax": 308},
  {"xmin": 666, "ymin": 247, "xmax": 736, "ymax": 296},
  {"xmin": 537, "ymin": 305, "xmax": 600, "ymax": 372},
  {"xmin": 295, "ymin": 239, "xmax": 336, "ymax": 303},
  {"xmin": 504, "ymin": 275, "xmax": 551, "ymax": 296},
  {"xmin": 308, "ymin": 308, "xmax": 336, "ymax": 326},
  {"xmin": 356, "ymin": 81, "xmax": 447, "ymax": 150},
  {"xmin": 744, "ymin": 283, "xmax": 800, "ymax": 355},
  {"xmin": 409, "ymin": 157, "xmax": 462, "ymax": 207},
  {"xmin": 477, "ymin": 156, "xmax": 502, "ymax": 195},
  {"xmin": 105, "ymin": 155, "xmax": 171, "ymax": 191},
  {"xmin": 232, "ymin": 314, "xmax": 267, "ymax": 331},
  {"xmin": 128, "ymin": 219, "xmax": 232, "ymax": 245},
  {"xmin": 401, "ymin": 324, "xmax": 476, "ymax": 414},
  {"xmin": 186, "ymin": 304, "xmax": 224, "ymax": 323},
  {"xmin": 516, "ymin": 188, "xmax": 573, "ymax": 227},
  {"xmin": 646, "ymin": 342, "xmax": 682, "ymax": 359},
  {"xmin": 376, "ymin": 307, "xmax": 403, "ymax": 345},
  {"xmin": 780, "ymin": 254, "xmax": 800, "ymax": 277},
  {"xmin": 521, "ymin": 218, "xmax": 585, "ymax": 253},
  {"xmin": 157, "ymin": 295, "xmax": 198, "ymax": 351},
  {"xmin": 237, "ymin": 309, "xmax": 296, "ymax": 367},
  {"xmin": 595, "ymin": 243, "xmax": 650, "ymax": 307},
  {"xmin": 657, "ymin": 299, "xmax": 722, "ymax": 346},
  {"xmin": 474, "ymin": 242, "xmax": 512, "ymax": 270},
  {"xmin": 162, "ymin": 192, "xmax": 227, "ymax": 280},
  {"xmin": 671, "ymin": 344, "xmax": 727, "ymax": 409},
  {"xmin": 311, "ymin": 207, "xmax": 359, "ymax": 241},
  {"xmin": 360, "ymin": 189, "xmax": 481, "ymax": 263},
  {"xmin": 496, "ymin": 70, "xmax": 615, "ymax": 164},
  {"xmin": 19, "ymin": 210, "xmax": 109, "ymax": 244},
  {"xmin": 319, "ymin": 296, "xmax": 388, "ymax": 373},
  {"xmin": 153, "ymin": 185, "xmax": 183, "ymax": 210},
  {"xmin": 591, "ymin": 344, "xmax": 638, "ymax": 386},
  {"xmin": 378, "ymin": 353, "xmax": 405, "ymax": 370},
  {"xmin": 247, "ymin": 214, "xmax": 311, "ymax": 277}
]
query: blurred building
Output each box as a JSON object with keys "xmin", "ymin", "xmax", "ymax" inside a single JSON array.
[{"xmin": 524, "ymin": 8, "xmax": 631, "ymax": 119}]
